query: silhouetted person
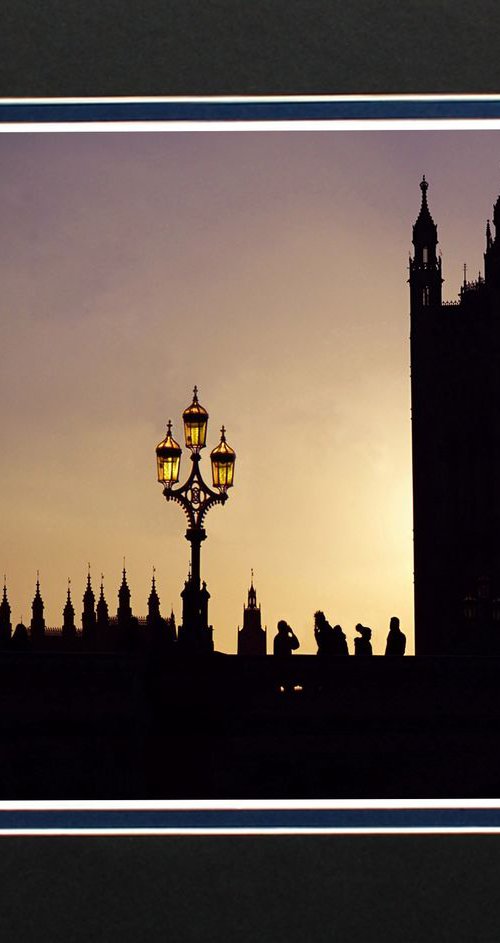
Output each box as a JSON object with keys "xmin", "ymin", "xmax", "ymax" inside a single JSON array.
[
  {"xmin": 314, "ymin": 610, "xmax": 336, "ymax": 655},
  {"xmin": 273, "ymin": 620, "xmax": 300, "ymax": 656},
  {"xmin": 354, "ymin": 623, "xmax": 373, "ymax": 656},
  {"xmin": 331, "ymin": 624, "xmax": 349, "ymax": 655},
  {"xmin": 385, "ymin": 616, "xmax": 406, "ymax": 656}
]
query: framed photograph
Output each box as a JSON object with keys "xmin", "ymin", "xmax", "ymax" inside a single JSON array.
[{"xmin": 3, "ymin": 93, "xmax": 500, "ymax": 940}]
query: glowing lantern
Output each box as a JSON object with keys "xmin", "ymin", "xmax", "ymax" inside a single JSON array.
[
  {"xmin": 156, "ymin": 420, "xmax": 182, "ymax": 487},
  {"xmin": 182, "ymin": 386, "xmax": 208, "ymax": 452},
  {"xmin": 210, "ymin": 426, "xmax": 236, "ymax": 491}
]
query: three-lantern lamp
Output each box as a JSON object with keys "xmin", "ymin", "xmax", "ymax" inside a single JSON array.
[
  {"xmin": 210, "ymin": 426, "xmax": 236, "ymax": 491},
  {"xmin": 182, "ymin": 386, "xmax": 208, "ymax": 452},
  {"xmin": 156, "ymin": 420, "xmax": 182, "ymax": 488}
]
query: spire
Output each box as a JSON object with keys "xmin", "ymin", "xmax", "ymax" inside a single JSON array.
[
  {"xmin": 118, "ymin": 563, "xmax": 130, "ymax": 600},
  {"xmin": 148, "ymin": 566, "xmax": 160, "ymax": 618},
  {"xmin": 1, "ymin": 575, "xmax": 9, "ymax": 611},
  {"xmin": 117, "ymin": 562, "xmax": 132, "ymax": 622},
  {"xmin": 0, "ymin": 575, "xmax": 12, "ymax": 645},
  {"xmin": 64, "ymin": 578, "xmax": 74, "ymax": 614},
  {"xmin": 410, "ymin": 175, "xmax": 442, "ymax": 310},
  {"xmin": 30, "ymin": 571, "xmax": 45, "ymax": 642},
  {"xmin": 487, "ymin": 219, "xmax": 493, "ymax": 250},
  {"xmin": 96, "ymin": 573, "xmax": 109, "ymax": 627},
  {"xmin": 32, "ymin": 572, "xmax": 44, "ymax": 615},
  {"xmin": 150, "ymin": 566, "xmax": 159, "ymax": 598},
  {"xmin": 81, "ymin": 565, "xmax": 97, "ymax": 639},
  {"xmin": 247, "ymin": 569, "xmax": 257, "ymax": 609},
  {"xmin": 83, "ymin": 563, "xmax": 95, "ymax": 606},
  {"xmin": 62, "ymin": 577, "xmax": 76, "ymax": 639},
  {"xmin": 419, "ymin": 174, "xmax": 430, "ymax": 210},
  {"xmin": 238, "ymin": 570, "xmax": 266, "ymax": 655},
  {"xmin": 414, "ymin": 175, "xmax": 437, "ymax": 236}
]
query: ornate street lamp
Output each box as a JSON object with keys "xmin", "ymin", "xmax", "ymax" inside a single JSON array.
[{"xmin": 155, "ymin": 387, "xmax": 236, "ymax": 652}]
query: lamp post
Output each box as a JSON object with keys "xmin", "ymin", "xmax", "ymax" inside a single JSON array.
[{"xmin": 156, "ymin": 386, "xmax": 236, "ymax": 652}]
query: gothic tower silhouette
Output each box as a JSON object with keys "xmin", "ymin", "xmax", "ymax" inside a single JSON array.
[
  {"xmin": 96, "ymin": 575, "xmax": 109, "ymax": 632},
  {"xmin": 147, "ymin": 569, "xmax": 161, "ymax": 622},
  {"xmin": 410, "ymin": 177, "xmax": 500, "ymax": 654},
  {"xmin": 30, "ymin": 573, "xmax": 45, "ymax": 647},
  {"xmin": 237, "ymin": 572, "xmax": 267, "ymax": 655},
  {"xmin": 62, "ymin": 581, "xmax": 76, "ymax": 641},
  {"xmin": 409, "ymin": 176, "xmax": 442, "ymax": 311},
  {"xmin": 0, "ymin": 578, "xmax": 11, "ymax": 647},
  {"xmin": 146, "ymin": 568, "xmax": 176, "ymax": 648},
  {"xmin": 82, "ymin": 568, "xmax": 97, "ymax": 644},
  {"xmin": 117, "ymin": 566, "xmax": 132, "ymax": 625}
]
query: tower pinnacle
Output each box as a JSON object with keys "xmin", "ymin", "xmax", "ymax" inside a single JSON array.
[
  {"xmin": 62, "ymin": 578, "xmax": 76, "ymax": 640},
  {"xmin": 0, "ymin": 575, "xmax": 11, "ymax": 645},
  {"xmin": 148, "ymin": 566, "xmax": 160, "ymax": 618},
  {"xmin": 96, "ymin": 573, "xmax": 109, "ymax": 629},
  {"xmin": 410, "ymin": 175, "xmax": 442, "ymax": 310},
  {"xmin": 237, "ymin": 573, "xmax": 266, "ymax": 655}
]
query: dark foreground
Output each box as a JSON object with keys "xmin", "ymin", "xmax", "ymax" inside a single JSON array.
[{"xmin": 0, "ymin": 653, "xmax": 498, "ymax": 798}]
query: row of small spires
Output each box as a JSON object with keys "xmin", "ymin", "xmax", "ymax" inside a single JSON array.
[{"xmin": 0, "ymin": 567, "xmax": 175, "ymax": 631}]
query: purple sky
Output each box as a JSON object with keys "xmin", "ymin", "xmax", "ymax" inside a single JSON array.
[{"xmin": 1, "ymin": 128, "xmax": 499, "ymax": 653}]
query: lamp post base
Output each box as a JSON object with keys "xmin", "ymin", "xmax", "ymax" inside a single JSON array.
[{"xmin": 178, "ymin": 571, "xmax": 214, "ymax": 654}]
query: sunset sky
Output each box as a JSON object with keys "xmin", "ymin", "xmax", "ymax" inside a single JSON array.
[{"xmin": 1, "ymin": 127, "xmax": 499, "ymax": 654}]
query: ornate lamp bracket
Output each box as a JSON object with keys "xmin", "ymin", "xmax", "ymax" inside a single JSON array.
[{"xmin": 163, "ymin": 453, "xmax": 227, "ymax": 531}]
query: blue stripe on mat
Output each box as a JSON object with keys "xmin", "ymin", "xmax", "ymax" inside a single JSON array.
[
  {"xmin": 1, "ymin": 808, "xmax": 500, "ymax": 831},
  {"xmin": 2, "ymin": 99, "xmax": 500, "ymax": 124}
]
